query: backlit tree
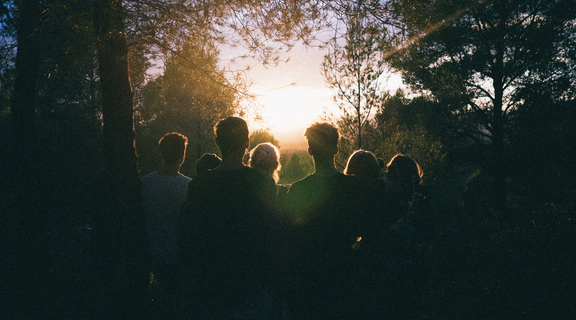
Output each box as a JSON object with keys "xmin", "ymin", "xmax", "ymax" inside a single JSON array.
[{"xmin": 384, "ymin": 0, "xmax": 576, "ymax": 212}]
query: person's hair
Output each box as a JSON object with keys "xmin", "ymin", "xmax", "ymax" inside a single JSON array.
[
  {"xmin": 214, "ymin": 117, "xmax": 249, "ymax": 157},
  {"xmin": 195, "ymin": 153, "xmax": 222, "ymax": 176},
  {"xmin": 386, "ymin": 154, "xmax": 423, "ymax": 191},
  {"xmin": 304, "ymin": 122, "xmax": 339, "ymax": 157},
  {"xmin": 249, "ymin": 142, "xmax": 281, "ymax": 182},
  {"xmin": 344, "ymin": 150, "xmax": 380, "ymax": 179},
  {"xmin": 159, "ymin": 132, "xmax": 188, "ymax": 166}
]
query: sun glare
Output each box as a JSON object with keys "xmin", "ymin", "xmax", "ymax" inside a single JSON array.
[
  {"xmin": 237, "ymin": 44, "xmax": 404, "ymax": 150},
  {"xmin": 249, "ymin": 86, "xmax": 334, "ymax": 149}
]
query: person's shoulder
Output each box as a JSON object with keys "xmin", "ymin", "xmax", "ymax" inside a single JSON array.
[
  {"xmin": 314, "ymin": 172, "xmax": 354, "ymax": 187},
  {"xmin": 277, "ymin": 184, "xmax": 290, "ymax": 195},
  {"xmin": 141, "ymin": 171, "xmax": 158, "ymax": 180},
  {"xmin": 177, "ymin": 173, "xmax": 192, "ymax": 182},
  {"xmin": 188, "ymin": 170, "xmax": 217, "ymax": 188},
  {"xmin": 288, "ymin": 173, "xmax": 316, "ymax": 189},
  {"xmin": 336, "ymin": 172, "xmax": 354, "ymax": 182},
  {"xmin": 141, "ymin": 172, "xmax": 159, "ymax": 185},
  {"xmin": 333, "ymin": 173, "xmax": 362, "ymax": 193},
  {"xmin": 240, "ymin": 166, "xmax": 275, "ymax": 184},
  {"xmin": 240, "ymin": 166, "xmax": 263, "ymax": 177}
]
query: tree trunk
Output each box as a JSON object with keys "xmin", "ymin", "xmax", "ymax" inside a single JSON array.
[
  {"xmin": 357, "ymin": 101, "xmax": 362, "ymax": 149},
  {"xmin": 492, "ymin": 84, "xmax": 507, "ymax": 214},
  {"xmin": 93, "ymin": 1, "xmax": 149, "ymax": 318},
  {"xmin": 491, "ymin": 25, "xmax": 507, "ymax": 216},
  {"xmin": 11, "ymin": 3, "xmax": 39, "ymax": 147},
  {"xmin": 8, "ymin": 1, "xmax": 47, "ymax": 318}
]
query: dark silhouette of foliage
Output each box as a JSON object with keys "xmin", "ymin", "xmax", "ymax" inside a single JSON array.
[
  {"xmin": 136, "ymin": 39, "xmax": 237, "ymax": 177},
  {"xmin": 384, "ymin": 0, "xmax": 576, "ymax": 213}
]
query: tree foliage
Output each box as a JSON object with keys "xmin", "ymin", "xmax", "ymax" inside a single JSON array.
[
  {"xmin": 322, "ymin": 0, "xmax": 389, "ymax": 149},
  {"xmin": 136, "ymin": 38, "xmax": 238, "ymax": 176},
  {"xmin": 373, "ymin": 91, "xmax": 446, "ymax": 184},
  {"xmin": 383, "ymin": 0, "xmax": 576, "ymax": 211},
  {"xmin": 279, "ymin": 150, "xmax": 314, "ymax": 184},
  {"xmin": 249, "ymin": 129, "xmax": 280, "ymax": 149}
]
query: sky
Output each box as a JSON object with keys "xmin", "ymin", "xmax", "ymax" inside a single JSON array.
[
  {"xmin": 240, "ymin": 46, "xmax": 335, "ymax": 150},
  {"xmin": 220, "ymin": 43, "xmax": 404, "ymax": 150}
]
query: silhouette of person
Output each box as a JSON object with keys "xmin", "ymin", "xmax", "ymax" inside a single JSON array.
[
  {"xmin": 344, "ymin": 149, "xmax": 381, "ymax": 180},
  {"xmin": 141, "ymin": 132, "xmax": 191, "ymax": 302},
  {"xmin": 385, "ymin": 153, "xmax": 424, "ymax": 202},
  {"xmin": 179, "ymin": 117, "xmax": 281, "ymax": 320},
  {"xmin": 248, "ymin": 142, "xmax": 289, "ymax": 196},
  {"xmin": 195, "ymin": 152, "xmax": 221, "ymax": 177},
  {"xmin": 343, "ymin": 149, "xmax": 394, "ymax": 225},
  {"xmin": 283, "ymin": 122, "xmax": 365, "ymax": 320},
  {"xmin": 379, "ymin": 153, "xmax": 430, "ymax": 320},
  {"xmin": 343, "ymin": 149, "xmax": 406, "ymax": 317},
  {"xmin": 386, "ymin": 153, "xmax": 433, "ymax": 245}
]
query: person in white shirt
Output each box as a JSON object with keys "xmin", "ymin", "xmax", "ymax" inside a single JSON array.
[{"xmin": 141, "ymin": 132, "xmax": 191, "ymax": 301}]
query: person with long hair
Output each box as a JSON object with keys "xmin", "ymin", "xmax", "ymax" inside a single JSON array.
[
  {"xmin": 249, "ymin": 142, "xmax": 290, "ymax": 196},
  {"xmin": 385, "ymin": 153, "xmax": 423, "ymax": 202},
  {"xmin": 249, "ymin": 142, "xmax": 281, "ymax": 183},
  {"xmin": 381, "ymin": 153, "xmax": 430, "ymax": 320},
  {"xmin": 344, "ymin": 149, "xmax": 381, "ymax": 180}
]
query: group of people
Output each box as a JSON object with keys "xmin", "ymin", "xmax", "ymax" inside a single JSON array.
[{"xmin": 142, "ymin": 117, "xmax": 429, "ymax": 320}]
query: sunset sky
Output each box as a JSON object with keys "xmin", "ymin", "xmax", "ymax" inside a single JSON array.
[
  {"xmin": 242, "ymin": 46, "xmax": 334, "ymax": 150},
  {"xmin": 221, "ymin": 43, "xmax": 404, "ymax": 150}
]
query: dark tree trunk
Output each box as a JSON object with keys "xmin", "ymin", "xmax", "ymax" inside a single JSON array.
[
  {"xmin": 93, "ymin": 1, "xmax": 149, "ymax": 318},
  {"xmin": 11, "ymin": 4, "xmax": 39, "ymax": 147},
  {"xmin": 492, "ymin": 91, "xmax": 507, "ymax": 215},
  {"xmin": 491, "ymin": 20, "xmax": 508, "ymax": 217},
  {"xmin": 8, "ymin": 1, "xmax": 47, "ymax": 318}
]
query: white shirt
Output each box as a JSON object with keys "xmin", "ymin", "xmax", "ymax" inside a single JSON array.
[{"xmin": 141, "ymin": 172, "xmax": 191, "ymax": 264}]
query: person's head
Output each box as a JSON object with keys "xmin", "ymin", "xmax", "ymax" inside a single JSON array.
[
  {"xmin": 214, "ymin": 117, "xmax": 249, "ymax": 159},
  {"xmin": 249, "ymin": 142, "xmax": 282, "ymax": 182},
  {"xmin": 304, "ymin": 122, "xmax": 339, "ymax": 159},
  {"xmin": 195, "ymin": 153, "xmax": 222, "ymax": 176},
  {"xmin": 344, "ymin": 150, "xmax": 380, "ymax": 180},
  {"xmin": 159, "ymin": 132, "xmax": 188, "ymax": 167},
  {"xmin": 386, "ymin": 154, "xmax": 423, "ymax": 190}
]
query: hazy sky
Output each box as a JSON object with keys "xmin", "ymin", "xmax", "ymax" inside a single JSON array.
[
  {"xmin": 241, "ymin": 46, "xmax": 334, "ymax": 150},
  {"xmin": 221, "ymin": 43, "xmax": 404, "ymax": 150}
]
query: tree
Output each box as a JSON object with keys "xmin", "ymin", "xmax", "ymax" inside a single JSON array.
[
  {"xmin": 136, "ymin": 39, "xmax": 238, "ymax": 175},
  {"xmin": 322, "ymin": 0, "xmax": 388, "ymax": 149},
  {"xmin": 373, "ymin": 91, "xmax": 446, "ymax": 185},
  {"xmin": 384, "ymin": 0, "xmax": 576, "ymax": 212},
  {"xmin": 92, "ymin": 1, "xmax": 148, "ymax": 318},
  {"xmin": 508, "ymin": 96, "xmax": 576, "ymax": 210},
  {"xmin": 123, "ymin": 0, "xmax": 327, "ymax": 66},
  {"xmin": 279, "ymin": 151, "xmax": 314, "ymax": 184},
  {"xmin": 10, "ymin": 0, "xmax": 41, "ymax": 165},
  {"xmin": 6, "ymin": 1, "xmax": 47, "ymax": 318},
  {"xmin": 164, "ymin": 41, "xmax": 238, "ymax": 158},
  {"xmin": 249, "ymin": 129, "xmax": 280, "ymax": 150}
]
